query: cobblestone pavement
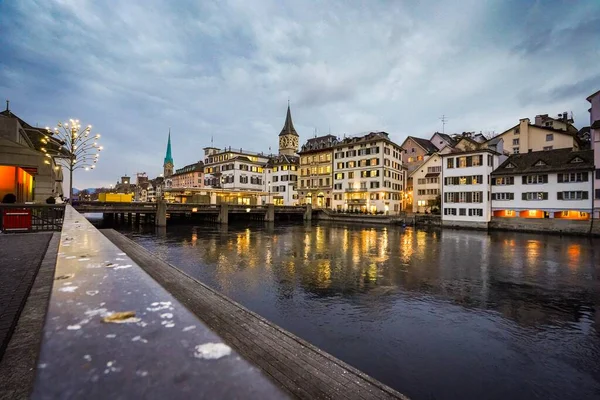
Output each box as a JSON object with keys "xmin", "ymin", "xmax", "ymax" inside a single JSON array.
[{"xmin": 0, "ymin": 233, "xmax": 52, "ymax": 361}]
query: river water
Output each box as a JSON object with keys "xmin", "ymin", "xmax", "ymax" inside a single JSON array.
[{"xmin": 119, "ymin": 222, "xmax": 600, "ymax": 400}]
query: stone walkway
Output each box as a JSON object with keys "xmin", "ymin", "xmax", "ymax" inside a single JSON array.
[{"xmin": 0, "ymin": 233, "xmax": 52, "ymax": 360}]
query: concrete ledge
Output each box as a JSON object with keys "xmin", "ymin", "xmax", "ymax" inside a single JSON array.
[
  {"xmin": 101, "ymin": 228, "xmax": 410, "ymax": 400},
  {"xmin": 490, "ymin": 218, "xmax": 600, "ymax": 236},
  {"xmin": 442, "ymin": 220, "xmax": 489, "ymax": 230},
  {"xmin": 31, "ymin": 206, "xmax": 286, "ymax": 400}
]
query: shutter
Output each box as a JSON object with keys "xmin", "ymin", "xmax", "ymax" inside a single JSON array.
[
  {"xmin": 522, "ymin": 176, "xmax": 527, "ymax": 184},
  {"xmin": 583, "ymin": 191, "xmax": 588, "ymax": 200},
  {"xmin": 522, "ymin": 193, "xmax": 527, "ymax": 200},
  {"xmin": 491, "ymin": 178, "xmax": 496, "ymax": 186},
  {"xmin": 510, "ymin": 193, "xmax": 514, "ymax": 200},
  {"xmin": 542, "ymin": 192, "xmax": 548, "ymax": 200},
  {"xmin": 543, "ymin": 175, "xmax": 548, "ymax": 183},
  {"xmin": 558, "ymin": 174, "xmax": 563, "ymax": 183},
  {"xmin": 583, "ymin": 172, "xmax": 588, "ymax": 182},
  {"xmin": 557, "ymin": 192, "xmax": 563, "ymax": 200}
]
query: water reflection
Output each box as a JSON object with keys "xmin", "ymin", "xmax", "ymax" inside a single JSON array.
[{"xmin": 123, "ymin": 222, "xmax": 600, "ymax": 400}]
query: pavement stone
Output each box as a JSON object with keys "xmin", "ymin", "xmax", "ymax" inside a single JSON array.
[{"xmin": 0, "ymin": 233, "xmax": 52, "ymax": 361}]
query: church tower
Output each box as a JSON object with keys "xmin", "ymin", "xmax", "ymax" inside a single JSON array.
[
  {"xmin": 278, "ymin": 103, "xmax": 299, "ymax": 156},
  {"xmin": 163, "ymin": 130, "xmax": 174, "ymax": 177}
]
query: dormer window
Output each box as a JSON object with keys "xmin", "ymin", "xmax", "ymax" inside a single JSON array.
[
  {"xmin": 570, "ymin": 157, "xmax": 584, "ymax": 163},
  {"xmin": 505, "ymin": 163, "xmax": 515, "ymax": 169},
  {"xmin": 534, "ymin": 160, "xmax": 546, "ymax": 167}
]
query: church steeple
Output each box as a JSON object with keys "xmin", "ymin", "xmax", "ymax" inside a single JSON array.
[
  {"xmin": 278, "ymin": 103, "xmax": 299, "ymax": 156},
  {"xmin": 163, "ymin": 130, "xmax": 174, "ymax": 177},
  {"xmin": 279, "ymin": 103, "xmax": 299, "ymax": 137}
]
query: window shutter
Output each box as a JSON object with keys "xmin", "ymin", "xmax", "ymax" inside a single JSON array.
[
  {"xmin": 522, "ymin": 176, "xmax": 527, "ymax": 184},
  {"xmin": 491, "ymin": 178, "xmax": 496, "ymax": 186},
  {"xmin": 557, "ymin": 192, "xmax": 563, "ymax": 200},
  {"xmin": 557, "ymin": 174, "xmax": 563, "ymax": 183},
  {"xmin": 522, "ymin": 193, "xmax": 527, "ymax": 200},
  {"xmin": 543, "ymin": 175, "xmax": 548, "ymax": 183},
  {"xmin": 542, "ymin": 192, "xmax": 548, "ymax": 200},
  {"xmin": 583, "ymin": 191, "xmax": 588, "ymax": 200},
  {"xmin": 583, "ymin": 173, "xmax": 588, "ymax": 182}
]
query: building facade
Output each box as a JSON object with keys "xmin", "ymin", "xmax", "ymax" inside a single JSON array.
[
  {"xmin": 440, "ymin": 137, "xmax": 507, "ymax": 228},
  {"xmin": 410, "ymin": 153, "xmax": 442, "ymax": 213},
  {"xmin": 264, "ymin": 154, "xmax": 299, "ymax": 205},
  {"xmin": 330, "ymin": 132, "xmax": 404, "ymax": 214},
  {"xmin": 587, "ymin": 90, "xmax": 600, "ymax": 219},
  {"xmin": 491, "ymin": 148, "xmax": 594, "ymax": 220},
  {"xmin": 298, "ymin": 135, "xmax": 338, "ymax": 208},
  {"xmin": 495, "ymin": 117, "xmax": 580, "ymax": 155},
  {"xmin": 171, "ymin": 162, "xmax": 204, "ymax": 189},
  {"xmin": 0, "ymin": 108, "xmax": 64, "ymax": 202}
]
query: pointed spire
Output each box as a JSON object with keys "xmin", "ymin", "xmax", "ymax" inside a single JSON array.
[
  {"xmin": 164, "ymin": 129, "xmax": 173, "ymax": 165},
  {"xmin": 279, "ymin": 103, "xmax": 298, "ymax": 137}
]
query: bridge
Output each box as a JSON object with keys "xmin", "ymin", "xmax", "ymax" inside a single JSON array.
[{"xmin": 73, "ymin": 201, "xmax": 311, "ymax": 225}]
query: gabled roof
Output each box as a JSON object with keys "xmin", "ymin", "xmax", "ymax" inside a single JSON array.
[
  {"xmin": 491, "ymin": 148, "xmax": 593, "ymax": 176},
  {"xmin": 279, "ymin": 105, "xmax": 299, "ymax": 137},
  {"xmin": 586, "ymin": 89, "xmax": 600, "ymax": 102},
  {"xmin": 430, "ymin": 132, "xmax": 457, "ymax": 146},
  {"xmin": 408, "ymin": 153, "xmax": 441, "ymax": 177},
  {"xmin": 401, "ymin": 136, "xmax": 438, "ymax": 154}
]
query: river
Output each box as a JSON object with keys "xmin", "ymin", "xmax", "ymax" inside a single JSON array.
[{"xmin": 116, "ymin": 221, "xmax": 600, "ymax": 400}]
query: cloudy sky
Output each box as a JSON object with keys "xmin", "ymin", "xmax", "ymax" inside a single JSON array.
[{"xmin": 1, "ymin": 0, "xmax": 599, "ymax": 190}]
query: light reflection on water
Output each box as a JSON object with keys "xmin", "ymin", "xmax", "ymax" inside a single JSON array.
[{"xmin": 121, "ymin": 222, "xmax": 600, "ymax": 400}]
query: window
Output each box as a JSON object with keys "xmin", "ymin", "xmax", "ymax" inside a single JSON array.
[
  {"xmin": 534, "ymin": 160, "xmax": 546, "ymax": 166},
  {"xmin": 596, "ymin": 169, "xmax": 600, "ymax": 179},
  {"xmin": 488, "ymin": 155, "xmax": 493, "ymax": 167},
  {"xmin": 523, "ymin": 175, "xmax": 548, "ymax": 184},
  {"xmin": 557, "ymin": 172, "xmax": 588, "ymax": 183},
  {"xmin": 543, "ymin": 146, "xmax": 553, "ymax": 151},
  {"xmin": 337, "ymin": 162, "xmax": 344, "ymax": 169},
  {"xmin": 492, "ymin": 192, "xmax": 514, "ymax": 200},
  {"xmin": 513, "ymin": 148, "xmax": 520, "ymax": 154},
  {"xmin": 334, "ymin": 183, "xmax": 342, "ymax": 190},
  {"xmin": 512, "ymin": 138, "xmax": 519, "ymax": 145},
  {"xmin": 468, "ymin": 209, "xmax": 483, "ymax": 217},
  {"xmin": 459, "ymin": 208, "xmax": 466, "ymax": 216},
  {"xmin": 447, "ymin": 158, "xmax": 454, "ymax": 169},
  {"xmin": 335, "ymin": 173, "xmax": 344, "ymax": 180},
  {"xmin": 493, "ymin": 176, "xmax": 514, "ymax": 185},
  {"xmin": 596, "ymin": 189, "xmax": 600, "ymax": 199},
  {"xmin": 408, "ymin": 157, "xmax": 415, "ymax": 162},
  {"xmin": 418, "ymin": 178, "xmax": 426, "ymax": 185},
  {"xmin": 557, "ymin": 191, "xmax": 589, "ymax": 200},
  {"xmin": 546, "ymin": 134, "xmax": 553, "ymax": 141},
  {"xmin": 505, "ymin": 163, "xmax": 515, "ymax": 169},
  {"xmin": 472, "ymin": 192, "xmax": 482, "ymax": 203},
  {"xmin": 348, "ymin": 172, "xmax": 354, "ymax": 179},
  {"xmin": 522, "ymin": 192, "xmax": 548, "ymax": 201},
  {"xmin": 570, "ymin": 157, "xmax": 584, "ymax": 163},
  {"xmin": 458, "ymin": 157, "xmax": 467, "ymax": 168},
  {"xmin": 444, "ymin": 208, "xmax": 457, "ymax": 216},
  {"xmin": 427, "ymin": 166, "xmax": 441, "ymax": 173}
]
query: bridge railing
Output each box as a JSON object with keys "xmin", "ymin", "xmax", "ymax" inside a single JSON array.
[{"xmin": 0, "ymin": 204, "xmax": 66, "ymax": 232}]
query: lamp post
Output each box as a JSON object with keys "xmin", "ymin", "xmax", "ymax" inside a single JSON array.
[{"xmin": 43, "ymin": 119, "xmax": 102, "ymax": 200}]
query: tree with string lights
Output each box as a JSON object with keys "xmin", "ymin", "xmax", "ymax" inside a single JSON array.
[{"xmin": 41, "ymin": 118, "xmax": 103, "ymax": 200}]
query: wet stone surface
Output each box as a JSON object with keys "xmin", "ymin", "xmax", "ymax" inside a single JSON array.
[{"xmin": 32, "ymin": 206, "xmax": 287, "ymax": 399}]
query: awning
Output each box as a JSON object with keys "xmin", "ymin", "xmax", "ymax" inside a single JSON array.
[{"xmin": 425, "ymin": 173, "xmax": 439, "ymax": 177}]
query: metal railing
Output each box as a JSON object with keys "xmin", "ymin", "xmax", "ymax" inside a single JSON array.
[{"xmin": 0, "ymin": 204, "xmax": 66, "ymax": 232}]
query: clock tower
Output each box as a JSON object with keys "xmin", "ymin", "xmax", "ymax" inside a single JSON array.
[{"xmin": 278, "ymin": 104, "xmax": 299, "ymax": 156}]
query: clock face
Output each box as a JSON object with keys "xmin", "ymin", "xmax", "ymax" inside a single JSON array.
[{"xmin": 280, "ymin": 136, "xmax": 289, "ymax": 148}]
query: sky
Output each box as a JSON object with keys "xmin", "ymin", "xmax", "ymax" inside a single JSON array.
[{"xmin": 1, "ymin": 0, "xmax": 599, "ymax": 190}]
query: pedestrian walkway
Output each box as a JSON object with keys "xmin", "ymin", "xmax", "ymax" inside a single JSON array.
[{"xmin": 0, "ymin": 233, "xmax": 52, "ymax": 360}]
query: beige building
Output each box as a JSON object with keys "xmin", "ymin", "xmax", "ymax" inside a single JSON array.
[
  {"xmin": 496, "ymin": 117, "xmax": 580, "ymax": 155},
  {"xmin": 171, "ymin": 161, "xmax": 204, "ymax": 189},
  {"xmin": 298, "ymin": 135, "xmax": 338, "ymax": 208},
  {"xmin": 331, "ymin": 132, "xmax": 405, "ymax": 214},
  {"xmin": 0, "ymin": 108, "xmax": 64, "ymax": 202},
  {"xmin": 409, "ymin": 153, "xmax": 442, "ymax": 213}
]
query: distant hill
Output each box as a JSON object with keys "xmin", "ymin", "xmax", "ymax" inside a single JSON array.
[{"xmin": 73, "ymin": 188, "xmax": 97, "ymax": 194}]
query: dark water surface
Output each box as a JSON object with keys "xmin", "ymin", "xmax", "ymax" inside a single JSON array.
[{"xmin": 120, "ymin": 222, "xmax": 600, "ymax": 400}]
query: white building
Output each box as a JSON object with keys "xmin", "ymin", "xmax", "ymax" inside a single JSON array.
[
  {"xmin": 264, "ymin": 154, "xmax": 299, "ymax": 205},
  {"xmin": 331, "ymin": 131, "xmax": 405, "ymax": 214},
  {"xmin": 587, "ymin": 89, "xmax": 600, "ymax": 219},
  {"xmin": 409, "ymin": 153, "xmax": 442, "ymax": 213},
  {"xmin": 440, "ymin": 137, "xmax": 507, "ymax": 228},
  {"xmin": 491, "ymin": 148, "xmax": 594, "ymax": 220}
]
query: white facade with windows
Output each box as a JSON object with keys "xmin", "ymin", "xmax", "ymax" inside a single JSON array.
[
  {"xmin": 331, "ymin": 132, "xmax": 404, "ymax": 214},
  {"xmin": 490, "ymin": 149, "xmax": 594, "ymax": 220},
  {"xmin": 410, "ymin": 153, "xmax": 442, "ymax": 213},
  {"xmin": 441, "ymin": 147, "xmax": 506, "ymax": 227},
  {"xmin": 263, "ymin": 155, "xmax": 299, "ymax": 205},
  {"xmin": 203, "ymin": 147, "xmax": 269, "ymax": 192}
]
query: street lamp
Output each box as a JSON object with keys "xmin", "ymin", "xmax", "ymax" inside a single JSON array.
[{"xmin": 43, "ymin": 119, "xmax": 102, "ymax": 200}]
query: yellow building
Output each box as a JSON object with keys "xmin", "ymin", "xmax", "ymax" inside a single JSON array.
[
  {"xmin": 298, "ymin": 135, "xmax": 338, "ymax": 208},
  {"xmin": 497, "ymin": 117, "xmax": 580, "ymax": 155}
]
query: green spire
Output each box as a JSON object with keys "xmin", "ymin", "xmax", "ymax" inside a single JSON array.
[{"xmin": 164, "ymin": 129, "xmax": 173, "ymax": 165}]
